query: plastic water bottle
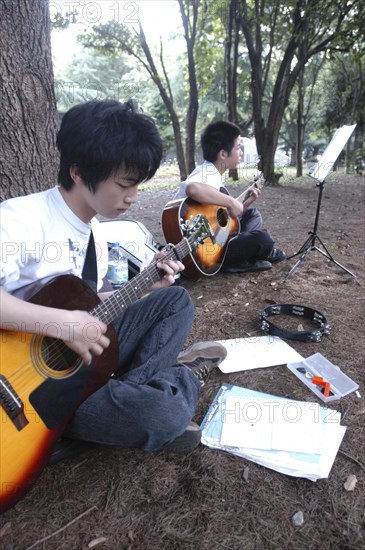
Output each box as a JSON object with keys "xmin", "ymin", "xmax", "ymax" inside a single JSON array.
[{"xmin": 107, "ymin": 242, "xmax": 129, "ymax": 288}]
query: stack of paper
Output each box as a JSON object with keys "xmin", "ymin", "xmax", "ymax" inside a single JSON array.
[
  {"xmin": 201, "ymin": 384, "xmax": 347, "ymax": 481},
  {"xmin": 215, "ymin": 336, "xmax": 304, "ymax": 373}
]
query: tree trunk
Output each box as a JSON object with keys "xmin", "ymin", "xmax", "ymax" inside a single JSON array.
[
  {"xmin": 225, "ymin": 1, "xmax": 240, "ymax": 181},
  {"xmin": 184, "ymin": 46, "xmax": 199, "ymax": 175},
  {"xmin": 225, "ymin": 0, "xmax": 238, "ymax": 124},
  {"xmin": 296, "ymin": 68, "xmax": 305, "ymax": 177},
  {"xmin": 236, "ymin": 0, "xmax": 357, "ymax": 185},
  {"xmin": 138, "ymin": 18, "xmax": 187, "ymax": 180},
  {"xmin": 179, "ymin": 0, "xmax": 199, "ymax": 176},
  {"xmin": 0, "ymin": 0, "xmax": 58, "ymax": 201}
]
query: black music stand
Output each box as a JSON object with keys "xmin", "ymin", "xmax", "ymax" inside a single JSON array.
[{"xmin": 286, "ymin": 124, "xmax": 357, "ymax": 280}]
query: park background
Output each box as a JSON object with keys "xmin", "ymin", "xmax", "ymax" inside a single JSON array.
[{"xmin": 0, "ymin": 1, "xmax": 364, "ymax": 548}]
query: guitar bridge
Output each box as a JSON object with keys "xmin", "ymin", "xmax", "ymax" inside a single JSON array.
[{"xmin": 0, "ymin": 374, "xmax": 29, "ymax": 431}]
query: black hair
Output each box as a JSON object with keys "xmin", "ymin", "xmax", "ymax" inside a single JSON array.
[
  {"xmin": 56, "ymin": 99, "xmax": 163, "ymax": 191},
  {"xmin": 201, "ymin": 121, "xmax": 241, "ymax": 162}
]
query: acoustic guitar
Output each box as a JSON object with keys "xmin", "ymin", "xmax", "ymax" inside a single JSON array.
[
  {"xmin": 0, "ymin": 215, "xmax": 212, "ymax": 513},
  {"xmin": 162, "ymin": 175, "xmax": 264, "ymax": 278}
]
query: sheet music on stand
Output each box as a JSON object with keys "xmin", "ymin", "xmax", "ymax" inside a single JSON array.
[
  {"xmin": 308, "ymin": 124, "xmax": 356, "ymax": 182},
  {"xmin": 286, "ymin": 123, "xmax": 357, "ymax": 279}
]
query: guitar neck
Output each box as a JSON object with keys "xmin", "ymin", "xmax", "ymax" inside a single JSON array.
[
  {"xmin": 90, "ymin": 240, "xmax": 189, "ymax": 325},
  {"xmin": 236, "ymin": 181, "xmax": 259, "ymax": 204}
]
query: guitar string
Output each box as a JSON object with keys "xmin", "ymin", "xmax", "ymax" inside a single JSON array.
[
  {"xmin": 195, "ymin": 185, "xmax": 258, "ymax": 238},
  {"xmin": 6, "ymin": 265, "xmax": 161, "ymax": 384},
  {"xmin": 3, "ymin": 264, "xmax": 165, "ymax": 399},
  {"xmin": 3, "ymin": 234, "xmax": 199, "ymax": 398},
  {"xmin": 215, "ymin": 187, "xmax": 254, "ymax": 227}
]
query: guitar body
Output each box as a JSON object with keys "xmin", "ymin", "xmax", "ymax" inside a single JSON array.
[
  {"xmin": 162, "ymin": 197, "xmax": 240, "ymax": 277},
  {"xmin": 0, "ymin": 275, "xmax": 119, "ymax": 513}
]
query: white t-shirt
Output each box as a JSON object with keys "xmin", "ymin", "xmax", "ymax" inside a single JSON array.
[
  {"xmin": 174, "ymin": 161, "xmax": 225, "ymax": 199},
  {"xmin": 0, "ymin": 186, "xmax": 108, "ymax": 293}
]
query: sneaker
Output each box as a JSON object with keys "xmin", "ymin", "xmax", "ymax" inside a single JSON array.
[
  {"xmin": 161, "ymin": 421, "xmax": 201, "ymax": 454},
  {"xmin": 266, "ymin": 248, "xmax": 286, "ymax": 263},
  {"xmin": 177, "ymin": 341, "xmax": 227, "ymax": 386},
  {"xmin": 223, "ymin": 260, "xmax": 272, "ymax": 273}
]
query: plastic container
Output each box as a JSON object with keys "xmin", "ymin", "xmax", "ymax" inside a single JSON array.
[{"xmin": 287, "ymin": 353, "xmax": 359, "ymax": 402}]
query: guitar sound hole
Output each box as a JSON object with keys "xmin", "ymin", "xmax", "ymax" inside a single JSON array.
[
  {"xmin": 217, "ymin": 208, "xmax": 229, "ymax": 227},
  {"xmin": 31, "ymin": 336, "xmax": 83, "ymax": 380}
]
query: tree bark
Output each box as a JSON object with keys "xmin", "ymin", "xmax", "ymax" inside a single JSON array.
[
  {"xmin": 237, "ymin": 0, "xmax": 358, "ymax": 185},
  {"xmin": 0, "ymin": 0, "xmax": 58, "ymax": 201},
  {"xmin": 178, "ymin": 0, "xmax": 199, "ymax": 176},
  {"xmin": 138, "ymin": 25, "xmax": 187, "ymax": 179},
  {"xmin": 296, "ymin": 68, "xmax": 304, "ymax": 177},
  {"xmin": 225, "ymin": 1, "xmax": 240, "ymax": 181}
]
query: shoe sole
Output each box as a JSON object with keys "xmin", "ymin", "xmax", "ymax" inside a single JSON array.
[
  {"xmin": 224, "ymin": 264, "xmax": 272, "ymax": 273},
  {"xmin": 268, "ymin": 250, "xmax": 287, "ymax": 263},
  {"xmin": 271, "ymin": 256, "xmax": 286, "ymax": 263},
  {"xmin": 177, "ymin": 341, "xmax": 227, "ymax": 364},
  {"xmin": 161, "ymin": 425, "xmax": 202, "ymax": 454}
]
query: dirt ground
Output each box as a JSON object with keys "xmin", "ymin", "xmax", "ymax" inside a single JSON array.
[{"xmin": 1, "ymin": 170, "xmax": 364, "ymax": 550}]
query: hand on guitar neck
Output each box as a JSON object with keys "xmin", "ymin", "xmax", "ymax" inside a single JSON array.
[
  {"xmin": 221, "ymin": 173, "xmax": 264, "ymax": 217},
  {"xmin": 236, "ymin": 172, "xmax": 265, "ymax": 204},
  {"xmin": 239, "ymin": 181, "xmax": 262, "ymax": 210}
]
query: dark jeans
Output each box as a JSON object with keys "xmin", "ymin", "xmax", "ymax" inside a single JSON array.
[
  {"xmin": 223, "ymin": 208, "xmax": 274, "ymax": 267},
  {"xmin": 64, "ymin": 286, "xmax": 200, "ymax": 451}
]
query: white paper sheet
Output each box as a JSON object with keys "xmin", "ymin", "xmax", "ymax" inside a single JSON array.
[
  {"xmin": 220, "ymin": 396, "xmax": 324, "ymax": 454},
  {"xmin": 216, "ymin": 336, "xmax": 304, "ymax": 373},
  {"xmin": 201, "ymin": 384, "xmax": 347, "ymax": 481},
  {"xmin": 308, "ymin": 124, "xmax": 356, "ymax": 182}
]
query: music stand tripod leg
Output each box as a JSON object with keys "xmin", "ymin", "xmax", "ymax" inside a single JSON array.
[
  {"xmin": 286, "ymin": 232, "xmax": 357, "ymax": 279},
  {"xmin": 285, "ymin": 243, "xmax": 313, "ymax": 279},
  {"xmin": 313, "ymin": 237, "xmax": 357, "ymax": 278},
  {"xmin": 286, "ymin": 124, "xmax": 357, "ymax": 280},
  {"xmin": 286, "ymin": 233, "xmax": 314, "ymax": 261}
]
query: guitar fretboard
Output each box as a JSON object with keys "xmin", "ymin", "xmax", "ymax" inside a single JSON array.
[
  {"xmin": 236, "ymin": 178, "xmax": 262, "ymax": 204},
  {"xmin": 90, "ymin": 238, "xmax": 191, "ymax": 324}
]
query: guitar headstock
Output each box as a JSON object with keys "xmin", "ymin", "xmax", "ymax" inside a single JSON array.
[
  {"xmin": 181, "ymin": 215, "xmax": 213, "ymax": 251},
  {"xmin": 253, "ymin": 171, "xmax": 265, "ymax": 190}
]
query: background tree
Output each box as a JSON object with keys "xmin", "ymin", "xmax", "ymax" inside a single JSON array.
[
  {"xmin": 0, "ymin": 0, "xmax": 58, "ymax": 200},
  {"xmin": 178, "ymin": 0, "xmax": 199, "ymax": 174},
  {"xmin": 80, "ymin": 0, "xmax": 210, "ymax": 181},
  {"xmin": 235, "ymin": 0, "xmax": 363, "ymax": 185},
  {"xmin": 321, "ymin": 53, "xmax": 365, "ymax": 171},
  {"xmin": 54, "ymin": 49, "xmax": 131, "ymax": 113},
  {"xmin": 80, "ymin": 17, "xmax": 189, "ymax": 179},
  {"xmin": 281, "ymin": 55, "xmax": 326, "ymax": 175}
]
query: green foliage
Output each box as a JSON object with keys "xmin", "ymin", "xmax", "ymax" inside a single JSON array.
[
  {"xmin": 193, "ymin": 1, "xmax": 226, "ymax": 101},
  {"xmin": 50, "ymin": 0, "xmax": 364, "ymax": 175},
  {"xmin": 321, "ymin": 53, "xmax": 365, "ymax": 128},
  {"xmin": 54, "ymin": 48, "xmax": 132, "ymax": 112},
  {"xmin": 79, "ymin": 20, "xmax": 141, "ymax": 59},
  {"xmin": 50, "ymin": 7, "xmax": 77, "ymax": 30}
]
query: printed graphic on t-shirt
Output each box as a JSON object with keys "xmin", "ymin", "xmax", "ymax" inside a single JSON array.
[{"xmin": 67, "ymin": 238, "xmax": 87, "ymax": 272}]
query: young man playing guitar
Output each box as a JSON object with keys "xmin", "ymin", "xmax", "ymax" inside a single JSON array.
[
  {"xmin": 0, "ymin": 100, "xmax": 227, "ymax": 510},
  {"xmin": 174, "ymin": 121, "xmax": 285, "ymax": 273}
]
